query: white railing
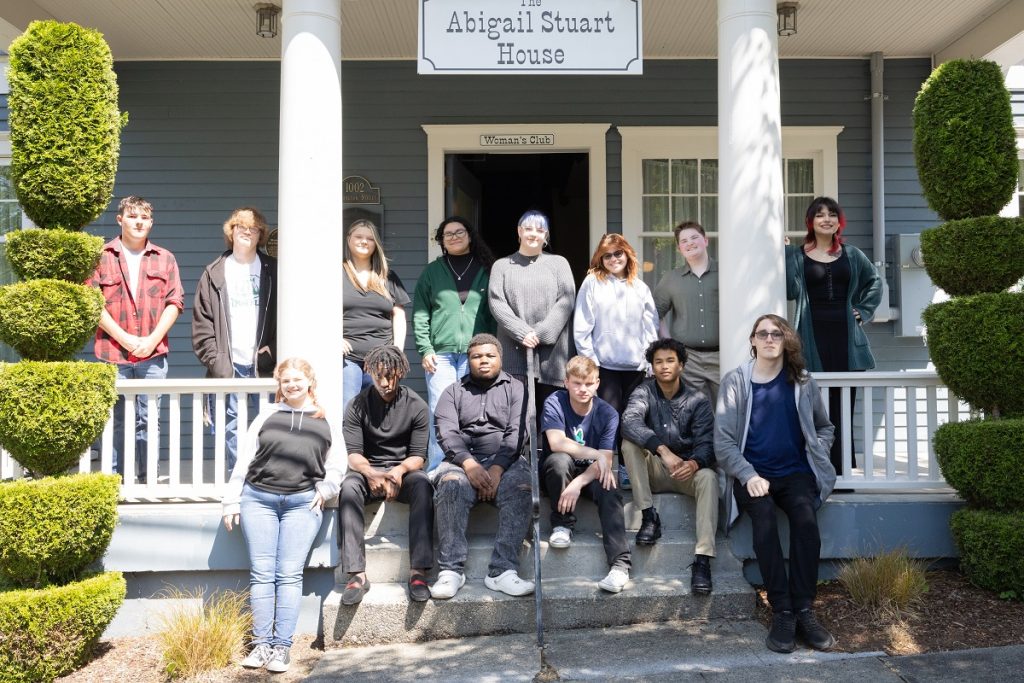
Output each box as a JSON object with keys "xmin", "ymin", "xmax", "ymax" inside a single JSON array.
[
  {"xmin": 816, "ymin": 370, "xmax": 970, "ymax": 490},
  {"xmin": 1, "ymin": 371, "xmax": 966, "ymax": 499}
]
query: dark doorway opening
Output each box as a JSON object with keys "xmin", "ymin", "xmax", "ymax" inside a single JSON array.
[{"xmin": 444, "ymin": 153, "xmax": 590, "ymax": 286}]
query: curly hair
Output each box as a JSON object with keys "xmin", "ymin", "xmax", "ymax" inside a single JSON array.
[
  {"xmin": 222, "ymin": 207, "xmax": 270, "ymax": 248},
  {"xmin": 644, "ymin": 338, "xmax": 688, "ymax": 366},
  {"xmin": 363, "ymin": 344, "xmax": 410, "ymax": 381},
  {"xmin": 434, "ymin": 216, "xmax": 495, "ymax": 267}
]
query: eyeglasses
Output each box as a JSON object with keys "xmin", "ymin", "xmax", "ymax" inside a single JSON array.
[
  {"xmin": 443, "ymin": 229, "xmax": 468, "ymax": 240},
  {"xmin": 233, "ymin": 225, "xmax": 259, "ymax": 234},
  {"xmin": 601, "ymin": 250, "xmax": 626, "ymax": 261},
  {"xmin": 754, "ymin": 330, "xmax": 785, "ymax": 341}
]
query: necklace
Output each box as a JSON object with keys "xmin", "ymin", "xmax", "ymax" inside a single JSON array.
[{"xmin": 446, "ymin": 255, "xmax": 474, "ymax": 281}]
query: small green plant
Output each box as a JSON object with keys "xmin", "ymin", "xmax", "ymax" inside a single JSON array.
[
  {"xmin": 837, "ymin": 550, "xmax": 929, "ymax": 616},
  {"xmin": 156, "ymin": 587, "xmax": 251, "ymax": 678},
  {"xmin": 951, "ymin": 508, "xmax": 1024, "ymax": 599},
  {"xmin": 4, "ymin": 229, "xmax": 104, "ymax": 283}
]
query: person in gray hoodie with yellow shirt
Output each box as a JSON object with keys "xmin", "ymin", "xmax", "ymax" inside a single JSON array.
[{"xmin": 715, "ymin": 314, "xmax": 836, "ymax": 655}]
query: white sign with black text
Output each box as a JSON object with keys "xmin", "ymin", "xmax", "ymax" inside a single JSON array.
[{"xmin": 418, "ymin": 0, "xmax": 642, "ymax": 75}]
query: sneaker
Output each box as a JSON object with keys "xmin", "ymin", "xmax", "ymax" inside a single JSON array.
[
  {"xmin": 549, "ymin": 526, "xmax": 573, "ymax": 548},
  {"xmin": 241, "ymin": 643, "xmax": 273, "ymax": 669},
  {"xmin": 618, "ymin": 464, "xmax": 632, "ymax": 490},
  {"xmin": 430, "ymin": 570, "xmax": 466, "ymax": 600},
  {"xmin": 484, "ymin": 569, "xmax": 535, "ymax": 596},
  {"xmin": 341, "ymin": 574, "xmax": 371, "ymax": 605},
  {"xmin": 635, "ymin": 507, "xmax": 661, "ymax": 546},
  {"xmin": 265, "ymin": 645, "xmax": 290, "ymax": 673},
  {"xmin": 598, "ymin": 567, "xmax": 629, "ymax": 593},
  {"xmin": 766, "ymin": 610, "xmax": 797, "ymax": 653},
  {"xmin": 796, "ymin": 608, "xmax": 836, "ymax": 650},
  {"xmin": 689, "ymin": 555, "xmax": 713, "ymax": 595}
]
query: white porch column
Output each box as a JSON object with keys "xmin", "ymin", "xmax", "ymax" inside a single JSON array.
[
  {"xmin": 277, "ymin": 0, "xmax": 344, "ymax": 419},
  {"xmin": 717, "ymin": 0, "xmax": 786, "ymax": 372}
]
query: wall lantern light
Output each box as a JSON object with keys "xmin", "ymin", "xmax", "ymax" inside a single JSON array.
[
  {"xmin": 777, "ymin": 2, "xmax": 799, "ymax": 37},
  {"xmin": 255, "ymin": 3, "xmax": 281, "ymax": 38}
]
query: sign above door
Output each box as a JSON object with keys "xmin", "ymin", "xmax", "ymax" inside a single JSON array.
[{"xmin": 418, "ymin": 0, "xmax": 643, "ymax": 75}]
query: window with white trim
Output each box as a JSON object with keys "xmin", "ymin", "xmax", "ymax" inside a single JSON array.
[{"xmin": 1, "ymin": 143, "xmax": 25, "ymax": 362}]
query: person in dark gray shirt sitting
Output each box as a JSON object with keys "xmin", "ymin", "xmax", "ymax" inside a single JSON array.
[
  {"xmin": 338, "ymin": 345, "xmax": 433, "ymax": 605},
  {"xmin": 430, "ymin": 334, "xmax": 534, "ymax": 599}
]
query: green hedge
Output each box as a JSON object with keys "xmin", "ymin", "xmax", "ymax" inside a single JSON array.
[
  {"xmin": 7, "ymin": 20, "xmax": 126, "ymax": 231},
  {"xmin": 4, "ymin": 229, "xmax": 103, "ymax": 283},
  {"xmin": 913, "ymin": 59, "xmax": 1018, "ymax": 221},
  {"xmin": 922, "ymin": 294, "xmax": 1024, "ymax": 416},
  {"xmin": 0, "ymin": 362, "xmax": 117, "ymax": 476},
  {"xmin": 921, "ymin": 217, "xmax": 1024, "ymax": 296},
  {"xmin": 0, "ymin": 474, "xmax": 120, "ymax": 588},
  {"xmin": 935, "ymin": 418, "xmax": 1024, "ymax": 509},
  {"xmin": 0, "ymin": 280, "xmax": 104, "ymax": 361},
  {"xmin": 951, "ymin": 508, "xmax": 1024, "ymax": 599},
  {"xmin": 0, "ymin": 572, "xmax": 126, "ymax": 683}
]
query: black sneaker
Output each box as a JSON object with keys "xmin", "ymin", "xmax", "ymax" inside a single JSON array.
[
  {"xmin": 796, "ymin": 608, "xmax": 836, "ymax": 650},
  {"xmin": 689, "ymin": 555, "xmax": 712, "ymax": 595},
  {"xmin": 635, "ymin": 507, "xmax": 662, "ymax": 546},
  {"xmin": 766, "ymin": 610, "xmax": 797, "ymax": 653}
]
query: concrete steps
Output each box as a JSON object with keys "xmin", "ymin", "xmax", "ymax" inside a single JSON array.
[{"xmin": 322, "ymin": 492, "xmax": 756, "ymax": 646}]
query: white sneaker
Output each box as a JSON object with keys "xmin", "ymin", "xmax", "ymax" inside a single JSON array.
[
  {"xmin": 265, "ymin": 645, "xmax": 290, "ymax": 673},
  {"xmin": 549, "ymin": 526, "xmax": 573, "ymax": 549},
  {"xmin": 241, "ymin": 643, "xmax": 273, "ymax": 669},
  {"xmin": 484, "ymin": 569, "xmax": 535, "ymax": 596},
  {"xmin": 430, "ymin": 570, "xmax": 466, "ymax": 599},
  {"xmin": 598, "ymin": 568, "xmax": 630, "ymax": 594}
]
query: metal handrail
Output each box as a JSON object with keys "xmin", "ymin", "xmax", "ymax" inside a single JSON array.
[{"xmin": 526, "ymin": 347, "xmax": 544, "ymax": 649}]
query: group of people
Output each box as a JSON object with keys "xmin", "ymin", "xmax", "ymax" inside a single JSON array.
[{"xmin": 87, "ymin": 195, "xmax": 881, "ymax": 670}]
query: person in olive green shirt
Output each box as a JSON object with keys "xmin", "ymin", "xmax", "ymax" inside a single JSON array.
[{"xmin": 413, "ymin": 216, "xmax": 496, "ymax": 471}]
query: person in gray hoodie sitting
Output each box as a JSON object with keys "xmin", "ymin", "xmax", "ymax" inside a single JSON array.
[{"xmin": 714, "ymin": 314, "xmax": 836, "ymax": 654}]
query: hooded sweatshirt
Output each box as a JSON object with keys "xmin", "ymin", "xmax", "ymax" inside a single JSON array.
[{"xmin": 222, "ymin": 402, "xmax": 345, "ymax": 516}]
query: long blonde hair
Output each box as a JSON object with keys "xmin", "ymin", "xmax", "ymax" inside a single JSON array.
[
  {"xmin": 273, "ymin": 357, "xmax": 325, "ymax": 418},
  {"xmin": 343, "ymin": 219, "xmax": 392, "ymax": 300}
]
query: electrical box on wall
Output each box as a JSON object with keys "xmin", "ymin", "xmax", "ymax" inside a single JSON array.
[{"xmin": 894, "ymin": 233, "xmax": 946, "ymax": 338}]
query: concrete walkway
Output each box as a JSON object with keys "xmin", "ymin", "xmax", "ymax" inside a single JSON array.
[{"xmin": 304, "ymin": 619, "xmax": 1024, "ymax": 682}]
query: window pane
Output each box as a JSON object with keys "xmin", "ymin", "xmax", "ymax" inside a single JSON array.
[
  {"xmin": 643, "ymin": 159, "xmax": 669, "ymax": 194},
  {"xmin": 0, "ymin": 166, "xmax": 14, "ymax": 199},
  {"xmin": 787, "ymin": 159, "xmax": 814, "ymax": 194},
  {"xmin": 701, "ymin": 159, "xmax": 718, "ymax": 194},
  {"xmin": 643, "ymin": 196, "xmax": 671, "ymax": 233},
  {"xmin": 700, "ymin": 197, "xmax": 718, "ymax": 232},
  {"xmin": 672, "ymin": 196, "xmax": 698, "ymax": 226},
  {"xmin": 671, "ymin": 159, "xmax": 698, "ymax": 194},
  {"xmin": 1018, "ymin": 159, "xmax": 1023, "ymax": 191},
  {"xmin": 641, "ymin": 235, "xmax": 680, "ymax": 289},
  {"xmin": 787, "ymin": 195, "xmax": 814, "ymax": 232},
  {"xmin": 0, "ymin": 202, "xmax": 20, "ymax": 236}
]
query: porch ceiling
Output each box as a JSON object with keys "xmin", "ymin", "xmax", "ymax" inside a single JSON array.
[{"xmin": 0, "ymin": 0, "xmax": 1019, "ymax": 62}]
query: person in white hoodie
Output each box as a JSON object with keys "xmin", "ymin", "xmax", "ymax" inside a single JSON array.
[
  {"xmin": 222, "ymin": 358, "xmax": 344, "ymax": 673},
  {"xmin": 715, "ymin": 314, "xmax": 836, "ymax": 655}
]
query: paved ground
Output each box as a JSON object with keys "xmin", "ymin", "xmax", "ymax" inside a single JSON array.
[{"xmin": 304, "ymin": 619, "xmax": 1024, "ymax": 682}]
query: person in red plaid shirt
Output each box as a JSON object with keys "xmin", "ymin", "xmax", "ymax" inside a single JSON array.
[{"xmin": 89, "ymin": 196, "xmax": 184, "ymax": 482}]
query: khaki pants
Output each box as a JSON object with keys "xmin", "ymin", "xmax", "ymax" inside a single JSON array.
[
  {"xmin": 621, "ymin": 439, "xmax": 718, "ymax": 557},
  {"xmin": 683, "ymin": 348, "xmax": 720, "ymax": 408}
]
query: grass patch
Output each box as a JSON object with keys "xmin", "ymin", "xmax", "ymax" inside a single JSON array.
[
  {"xmin": 838, "ymin": 550, "xmax": 929, "ymax": 617},
  {"xmin": 155, "ymin": 588, "xmax": 250, "ymax": 678}
]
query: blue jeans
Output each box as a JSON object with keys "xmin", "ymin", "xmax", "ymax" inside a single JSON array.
[
  {"xmin": 342, "ymin": 357, "xmax": 372, "ymax": 413},
  {"xmin": 425, "ymin": 352, "xmax": 469, "ymax": 471},
  {"xmin": 208, "ymin": 363, "xmax": 258, "ymax": 474},
  {"xmin": 240, "ymin": 483, "xmax": 322, "ymax": 648},
  {"xmin": 113, "ymin": 355, "xmax": 167, "ymax": 482}
]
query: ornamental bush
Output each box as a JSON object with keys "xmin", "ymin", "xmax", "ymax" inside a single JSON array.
[
  {"xmin": 920, "ymin": 216, "xmax": 1024, "ymax": 296},
  {"xmin": 950, "ymin": 508, "xmax": 1024, "ymax": 600},
  {"xmin": 0, "ymin": 474, "xmax": 120, "ymax": 588},
  {"xmin": 0, "ymin": 280, "xmax": 104, "ymax": 360},
  {"xmin": 0, "ymin": 572, "xmax": 126, "ymax": 683},
  {"xmin": 0, "ymin": 362, "xmax": 117, "ymax": 475},
  {"xmin": 4, "ymin": 229, "xmax": 103, "ymax": 283},
  {"xmin": 934, "ymin": 419, "xmax": 1024, "ymax": 509},
  {"xmin": 913, "ymin": 59, "xmax": 1018, "ymax": 220},
  {"xmin": 921, "ymin": 293, "xmax": 1024, "ymax": 416},
  {"xmin": 7, "ymin": 20, "xmax": 126, "ymax": 230}
]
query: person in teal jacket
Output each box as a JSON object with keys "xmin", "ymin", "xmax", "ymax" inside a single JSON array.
[
  {"xmin": 413, "ymin": 216, "xmax": 496, "ymax": 471},
  {"xmin": 785, "ymin": 196, "xmax": 882, "ymax": 475}
]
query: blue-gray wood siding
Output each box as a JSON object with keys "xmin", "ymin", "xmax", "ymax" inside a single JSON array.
[{"xmin": 2, "ymin": 58, "xmax": 940, "ymax": 384}]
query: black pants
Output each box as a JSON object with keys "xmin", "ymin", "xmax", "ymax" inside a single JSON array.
[
  {"xmin": 827, "ymin": 385, "xmax": 857, "ymax": 473},
  {"xmin": 338, "ymin": 468, "xmax": 434, "ymax": 574},
  {"xmin": 597, "ymin": 367, "xmax": 645, "ymax": 454},
  {"xmin": 541, "ymin": 452, "xmax": 631, "ymax": 570},
  {"xmin": 734, "ymin": 472, "xmax": 820, "ymax": 613}
]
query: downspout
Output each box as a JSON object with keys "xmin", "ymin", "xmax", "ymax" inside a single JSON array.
[{"xmin": 870, "ymin": 51, "xmax": 895, "ymax": 321}]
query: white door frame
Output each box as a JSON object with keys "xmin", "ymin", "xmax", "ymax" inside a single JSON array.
[{"xmin": 422, "ymin": 124, "xmax": 611, "ymax": 261}]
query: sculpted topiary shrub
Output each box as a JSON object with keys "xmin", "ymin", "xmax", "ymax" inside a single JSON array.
[
  {"xmin": 4, "ymin": 229, "xmax": 103, "ymax": 282},
  {"xmin": 950, "ymin": 508, "xmax": 1024, "ymax": 599},
  {"xmin": 920, "ymin": 216, "xmax": 1024, "ymax": 296},
  {"xmin": 7, "ymin": 20, "xmax": 126, "ymax": 230},
  {"xmin": 0, "ymin": 572, "xmax": 126, "ymax": 683},
  {"xmin": 934, "ymin": 419, "xmax": 1024, "ymax": 509},
  {"xmin": 0, "ymin": 362, "xmax": 118, "ymax": 476},
  {"xmin": 0, "ymin": 474, "xmax": 120, "ymax": 587},
  {"xmin": 0, "ymin": 280, "xmax": 104, "ymax": 360},
  {"xmin": 913, "ymin": 59, "xmax": 1018, "ymax": 220}
]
